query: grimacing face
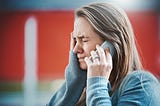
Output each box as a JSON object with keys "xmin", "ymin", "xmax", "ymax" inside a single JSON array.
[{"xmin": 72, "ymin": 17, "xmax": 104, "ymax": 70}]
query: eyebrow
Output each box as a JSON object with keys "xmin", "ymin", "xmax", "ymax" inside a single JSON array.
[
  {"xmin": 72, "ymin": 33, "xmax": 89, "ymax": 39},
  {"xmin": 77, "ymin": 35, "xmax": 89, "ymax": 39}
]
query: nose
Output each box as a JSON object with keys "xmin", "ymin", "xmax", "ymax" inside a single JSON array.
[{"xmin": 73, "ymin": 42, "xmax": 83, "ymax": 54}]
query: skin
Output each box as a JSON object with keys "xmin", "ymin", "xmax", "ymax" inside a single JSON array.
[{"xmin": 71, "ymin": 17, "xmax": 112, "ymax": 79}]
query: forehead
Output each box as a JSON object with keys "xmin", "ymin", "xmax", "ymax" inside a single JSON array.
[{"xmin": 73, "ymin": 17, "xmax": 95, "ymax": 37}]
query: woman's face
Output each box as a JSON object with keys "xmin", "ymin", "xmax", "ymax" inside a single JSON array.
[{"xmin": 73, "ymin": 17, "xmax": 103, "ymax": 70}]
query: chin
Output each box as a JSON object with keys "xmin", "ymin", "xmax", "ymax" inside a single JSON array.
[{"xmin": 79, "ymin": 62, "xmax": 87, "ymax": 70}]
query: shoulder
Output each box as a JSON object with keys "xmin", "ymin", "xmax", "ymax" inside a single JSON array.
[
  {"xmin": 117, "ymin": 70, "xmax": 160, "ymax": 105},
  {"xmin": 120, "ymin": 70, "xmax": 159, "ymax": 90},
  {"xmin": 126, "ymin": 70, "xmax": 158, "ymax": 82}
]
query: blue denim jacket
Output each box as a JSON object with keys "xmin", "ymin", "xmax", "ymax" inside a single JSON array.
[{"xmin": 47, "ymin": 51, "xmax": 160, "ymax": 106}]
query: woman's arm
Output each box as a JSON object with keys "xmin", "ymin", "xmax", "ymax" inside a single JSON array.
[
  {"xmin": 47, "ymin": 51, "xmax": 87, "ymax": 106},
  {"xmin": 85, "ymin": 45, "xmax": 113, "ymax": 106},
  {"xmin": 87, "ymin": 77, "xmax": 112, "ymax": 106}
]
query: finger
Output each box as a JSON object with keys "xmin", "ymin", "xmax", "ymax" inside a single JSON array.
[
  {"xmin": 70, "ymin": 32, "xmax": 75, "ymax": 51},
  {"xmin": 105, "ymin": 49, "xmax": 113, "ymax": 70},
  {"xmin": 90, "ymin": 50, "xmax": 99, "ymax": 63},
  {"xmin": 96, "ymin": 45, "xmax": 106, "ymax": 63},
  {"xmin": 84, "ymin": 57, "xmax": 92, "ymax": 66},
  {"xmin": 105, "ymin": 49, "xmax": 112, "ymax": 64}
]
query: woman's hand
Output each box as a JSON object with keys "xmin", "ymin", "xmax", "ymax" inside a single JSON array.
[
  {"xmin": 84, "ymin": 45, "xmax": 113, "ymax": 79},
  {"xmin": 70, "ymin": 32, "xmax": 76, "ymax": 51}
]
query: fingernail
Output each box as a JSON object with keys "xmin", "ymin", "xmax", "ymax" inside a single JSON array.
[
  {"xmin": 90, "ymin": 50, "xmax": 94, "ymax": 54},
  {"xmin": 96, "ymin": 44, "xmax": 100, "ymax": 48},
  {"xmin": 107, "ymin": 48, "xmax": 110, "ymax": 52},
  {"xmin": 84, "ymin": 57, "xmax": 88, "ymax": 61},
  {"xmin": 105, "ymin": 48, "xmax": 110, "ymax": 54}
]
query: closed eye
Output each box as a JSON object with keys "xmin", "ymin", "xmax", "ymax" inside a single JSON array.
[
  {"xmin": 82, "ymin": 37, "xmax": 89, "ymax": 42},
  {"xmin": 82, "ymin": 39, "xmax": 89, "ymax": 42}
]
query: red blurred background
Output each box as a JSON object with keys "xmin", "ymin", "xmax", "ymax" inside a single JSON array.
[{"xmin": 0, "ymin": 10, "xmax": 159, "ymax": 82}]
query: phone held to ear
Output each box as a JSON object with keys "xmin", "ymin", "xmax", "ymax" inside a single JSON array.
[
  {"xmin": 100, "ymin": 41, "xmax": 115, "ymax": 57},
  {"xmin": 88, "ymin": 41, "xmax": 115, "ymax": 60}
]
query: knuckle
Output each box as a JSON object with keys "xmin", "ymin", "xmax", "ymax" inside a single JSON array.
[
  {"xmin": 106, "ymin": 65, "xmax": 112, "ymax": 71},
  {"xmin": 100, "ymin": 63, "xmax": 106, "ymax": 68},
  {"xmin": 89, "ymin": 64, "xmax": 95, "ymax": 68}
]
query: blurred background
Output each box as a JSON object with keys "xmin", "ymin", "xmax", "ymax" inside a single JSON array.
[{"xmin": 0, "ymin": 0, "xmax": 160, "ymax": 106}]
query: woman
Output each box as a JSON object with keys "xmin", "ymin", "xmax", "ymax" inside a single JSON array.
[{"xmin": 47, "ymin": 2, "xmax": 160, "ymax": 106}]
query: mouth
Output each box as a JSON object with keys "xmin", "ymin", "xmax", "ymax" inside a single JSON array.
[
  {"xmin": 78, "ymin": 58, "xmax": 84, "ymax": 62},
  {"xmin": 77, "ymin": 54, "xmax": 86, "ymax": 62}
]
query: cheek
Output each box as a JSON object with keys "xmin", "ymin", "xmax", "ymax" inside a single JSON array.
[{"xmin": 83, "ymin": 44, "xmax": 96, "ymax": 56}]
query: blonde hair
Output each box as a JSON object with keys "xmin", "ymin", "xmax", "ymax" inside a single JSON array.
[{"xmin": 75, "ymin": 2, "xmax": 143, "ymax": 105}]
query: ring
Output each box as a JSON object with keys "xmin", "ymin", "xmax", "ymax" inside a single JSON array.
[{"xmin": 93, "ymin": 54, "xmax": 99, "ymax": 60}]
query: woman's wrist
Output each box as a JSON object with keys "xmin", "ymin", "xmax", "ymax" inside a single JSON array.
[
  {"xmin": 87, "ymin": 70, "xmax": 110, "ymax": 79},
  {"xmin": 87, "ymin": 76, "xmax": 111, "ymax": 91}
]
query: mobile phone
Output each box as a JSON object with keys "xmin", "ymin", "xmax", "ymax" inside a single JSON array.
[
  {"xmin": 89, "ymin": 41, "xmax": 115, "ymax": 60},
  {"xmin": 100, "ymin": 41, "xmax": 115, "ymax": 56}
]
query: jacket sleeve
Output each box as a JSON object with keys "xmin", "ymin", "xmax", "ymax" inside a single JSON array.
[
  {"xmin": 47, "ymin": 51, "xmax": 87, "ymax": 106},
  {"xmin": 87, "ymin": 77, "xmax": 112, "ymax": 106}
]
